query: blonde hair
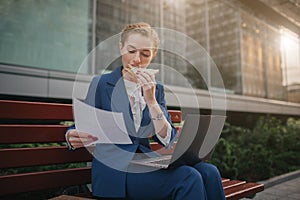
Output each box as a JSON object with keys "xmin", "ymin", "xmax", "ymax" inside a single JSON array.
[{"xmin": 120, "ymin": 22, "xmax": 160, "ymax": 53}]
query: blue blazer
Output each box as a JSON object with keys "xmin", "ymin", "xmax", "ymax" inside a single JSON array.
[{"xmin": 79, "ymin": 66, "xmax": 177, "ymax": 198}]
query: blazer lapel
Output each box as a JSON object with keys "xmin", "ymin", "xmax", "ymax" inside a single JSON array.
[
  {"xmin": 106, "ymin": 66, "xmax": 137, "ymax": 137},
  {"xmin": 137, "ymin": 85, "xmax": 159, "ymax": 137}
]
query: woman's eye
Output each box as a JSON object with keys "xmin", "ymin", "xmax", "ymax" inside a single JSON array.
[
  {"xmin": 141, "ymin": 50, "xmax": 151, "ymax": 57},
  {"xmin": 128, "ymin": 50, "xmax": 136, "ymax": 54},
  {"xmin": 141, "ymin": 53, "xmax": 151, "ymax": 57}
]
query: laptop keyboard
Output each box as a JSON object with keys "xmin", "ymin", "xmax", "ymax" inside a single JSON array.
[{"xmin": 149, "ymin": 158, "xmax": 171, "ymax": 165}]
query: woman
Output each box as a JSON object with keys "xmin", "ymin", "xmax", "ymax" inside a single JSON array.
[{"xmin": 66, "ymin": 22, "xmax": 225, "ymax": 200}]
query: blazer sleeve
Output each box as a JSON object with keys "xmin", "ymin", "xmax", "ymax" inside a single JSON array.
[{"xmin": 65, "ymin": 76, "xmax": 101, "ymax": 149}]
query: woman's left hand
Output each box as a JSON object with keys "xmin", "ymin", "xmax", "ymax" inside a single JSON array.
[{"xmin": 136, "ymin": 70, "xmax": 156, "ymax": 105}]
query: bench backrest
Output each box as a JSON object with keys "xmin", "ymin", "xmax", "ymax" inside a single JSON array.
[{"xmin": 0, "ymin": 100, "xmax": 181, "ymax": 196}]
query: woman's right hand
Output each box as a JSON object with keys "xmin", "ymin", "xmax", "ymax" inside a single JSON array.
[
  {"xmin": 122, "ymin": 64, "xmax": 138, "ymax": 83},
  {"xmin": 67, "ymin": 129, "xmax": 98, "ymax": 149}
]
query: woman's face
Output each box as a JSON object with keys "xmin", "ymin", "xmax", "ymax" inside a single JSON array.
[{"xmin": 120, "ymin": 33, "xmax": 156, "ymax": 69}]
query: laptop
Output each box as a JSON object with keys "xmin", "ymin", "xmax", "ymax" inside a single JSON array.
[{"xmin": 130, "ymin": 114, "xmax": 226, "ymax": 169}]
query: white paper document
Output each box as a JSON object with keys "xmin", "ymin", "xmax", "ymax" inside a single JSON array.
[{"xmin": 73, "ymin": 98, "xmax": 132, "ymax": 145}]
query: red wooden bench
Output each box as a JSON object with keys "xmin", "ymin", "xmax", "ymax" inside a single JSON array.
[{"xmin": 0, "ymin": 100, "xmax": 264, "ymax": 199}]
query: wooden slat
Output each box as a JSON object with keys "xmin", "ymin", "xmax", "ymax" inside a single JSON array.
[
  {"xmin": 222, "ymin": 178, "xmax": 231, "ymax": 183},
  {"xmin": 0, "ymin": 125, "xmax": 68, "ymax": 144},
  {"xmin": 225, "ymin": 182, "xmax": 264, "ymax": 200},
  {"xmin": 168, "ymin": 110, "xmax": 182, "ymax": 123},
  {"xmin": 0, "ymin": 100, "xmax": 179, "ymax": 122},
  {"xmin": 0, "ymin": 146, "xmax": 93, "ymax": 168},
  {"xmin": 222, "ymin": 180, "xmax": 246, "ymax": 189},
  {"xmin": 150, "ymin": 142, "xmax": 177, "ymax": 155},
  {"xmin": 0, "ymin": 167, "xmax": 91, "ymax": 196},
  {"xmin": 0, "ymin": 100, "xmax": 73, "ymax": 120},
  {"xmin": 174, "ymin": 125, "xmax": 181, "ymax": 133},
  {"xmin": 50, "ymin": 194, "xmax": 95, "ymax": 200},
  {"xmin": 51, "ymin": 182, "xmax": 264, "ymax": 200}
]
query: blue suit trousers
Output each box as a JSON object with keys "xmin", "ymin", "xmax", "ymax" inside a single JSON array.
[{"xmin": 125, "ymin": 162, "xmax": 226, "ymax": 200}]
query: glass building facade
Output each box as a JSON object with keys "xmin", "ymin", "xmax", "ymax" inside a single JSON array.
[
  {"xmin": 185, "ymin": 0, "xmax": 285, "ymax": 100},
  {"xmin": 0, "ymin": 0, "xmax": 299, "ymax": 103}
]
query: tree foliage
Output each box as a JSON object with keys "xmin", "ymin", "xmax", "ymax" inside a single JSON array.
[{"xmin": 211, "ymin": 116, "xmax": 300, "ymax": 182}]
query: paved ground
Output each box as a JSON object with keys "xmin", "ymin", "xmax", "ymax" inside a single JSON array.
[{"xmin": 243, "ymin": 170, "xmax": 300, "ymax": 200}]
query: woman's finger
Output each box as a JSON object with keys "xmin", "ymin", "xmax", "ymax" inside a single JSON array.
[
  {"xmin": 68, "ymin": 130, "xmax": 98, "ymax": 148},
  {"xmin": 124, "ymin": 66, "xmax": 136, "ymax": 77},
  {"xmin": 127, "ymin": 64, "xmax": 136, "ymax": 75},
  {"xmin": 137, "ymin": 72, "xmax": 155, "ymax": 90},
  {"xmin": 69, "ymin": 136, "xmax": 96, "ymax": 143},
  {"xmin": 123, "ymin": 64, "xmax": 137, "ymax": 82},
  {"xmin": 139, "ymin": 70, "xmax": 155, "ymax": 82},
  {"xmin": 69, "ymin": 136, "xmax": 97, "ymax": 147},
  {"xmin": 69, "ymin": 130, "xmax": 96, "ymax": 139}
]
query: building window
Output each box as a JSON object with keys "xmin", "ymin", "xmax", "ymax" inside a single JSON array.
[{"xmin": 0, "ymin": 0, "xmax": 93, "ymax": 73}]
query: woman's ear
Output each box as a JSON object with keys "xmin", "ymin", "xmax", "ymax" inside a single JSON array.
[{"xmin": 119, "ymin": 42, "xmax": 124, "ymax": 54}]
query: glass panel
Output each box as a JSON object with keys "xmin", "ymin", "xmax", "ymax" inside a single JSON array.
[
  {"xmin": 281, "ymin": 28, "xmax": 300, "ymax": 103},
  {"xmin": 241, "ymin": 12, "xmax": 284, "ymax": 100},
  {"xmin": 0, "ymin": 0, "xmax": 92, "ymax": 73}
]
